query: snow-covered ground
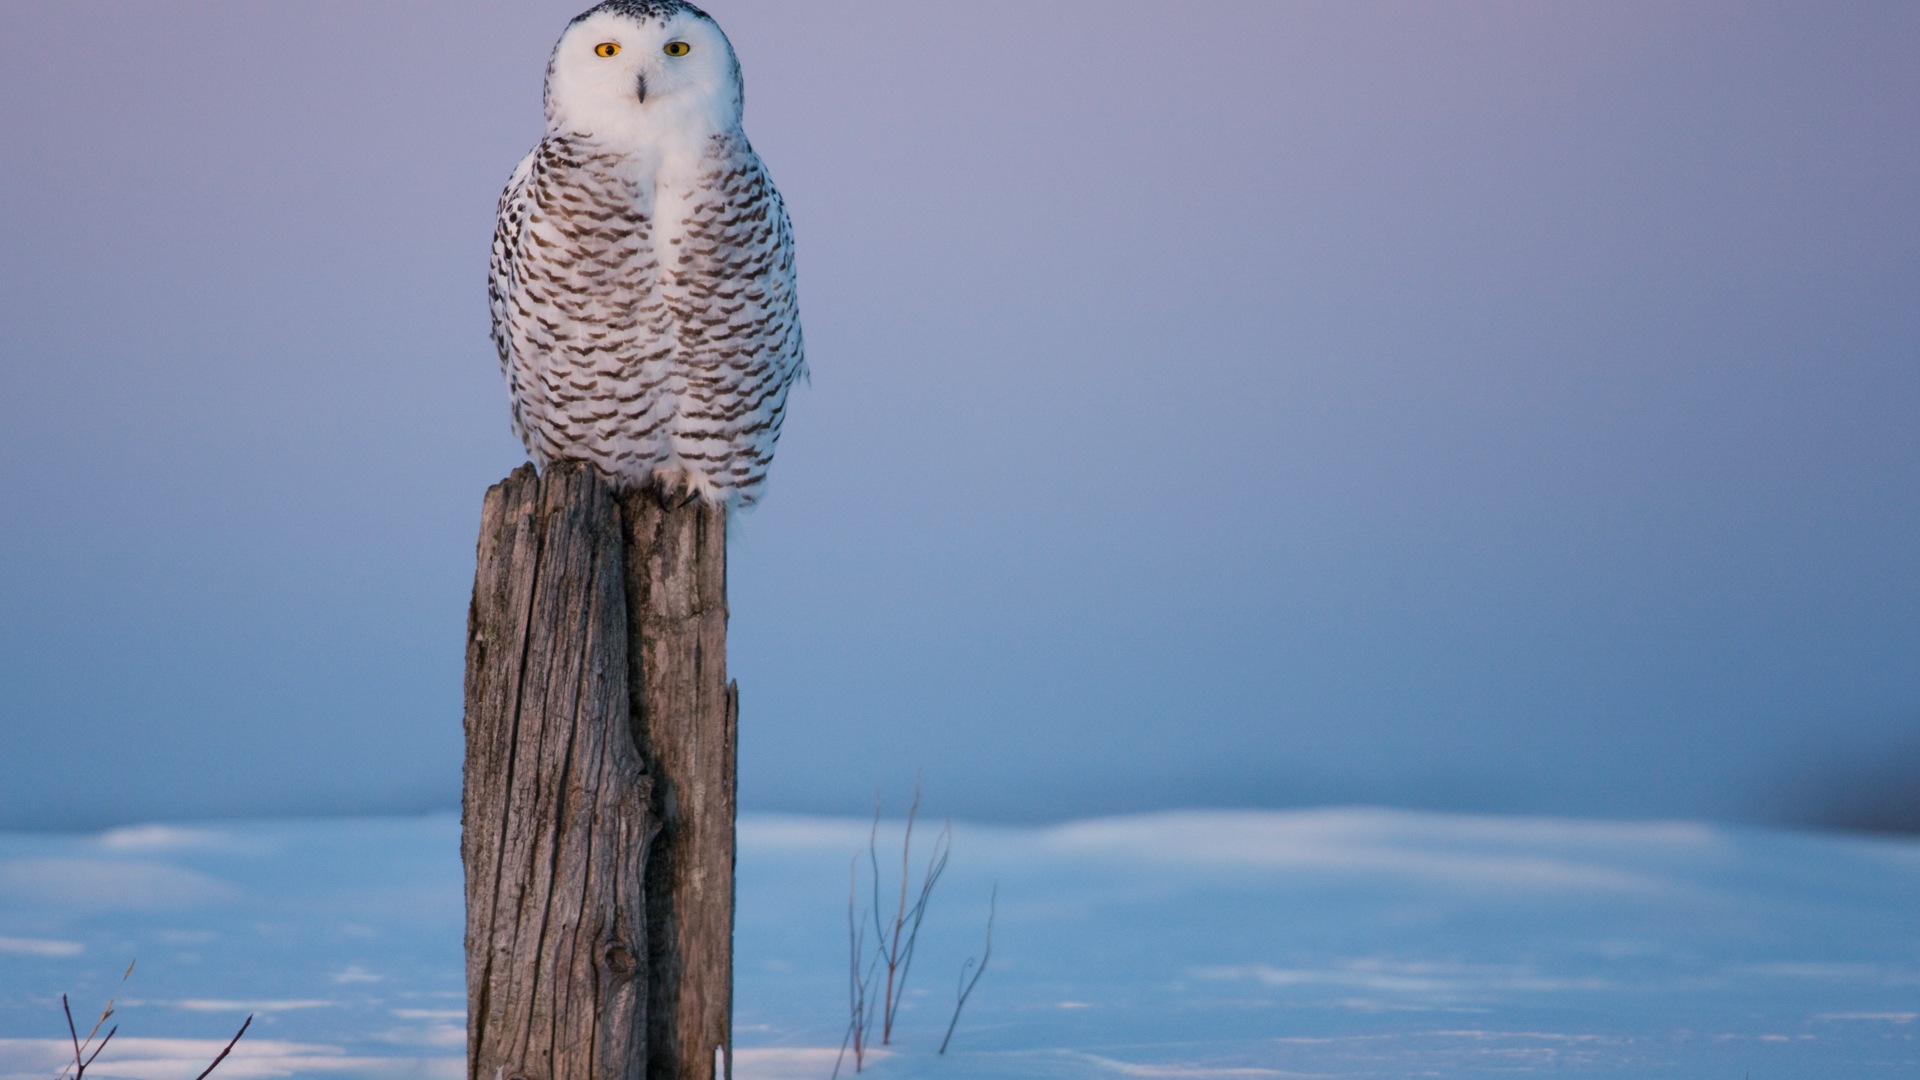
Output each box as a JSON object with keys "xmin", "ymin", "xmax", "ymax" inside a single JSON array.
[{"xmin": 1, "ymin": 809, "xmax": 1915, "ymax": 1078}]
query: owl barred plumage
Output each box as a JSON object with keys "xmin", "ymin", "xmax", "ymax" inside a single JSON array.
[{"xmin": 490, "ymin": 0, "xmax": 804, "ymax": 507}]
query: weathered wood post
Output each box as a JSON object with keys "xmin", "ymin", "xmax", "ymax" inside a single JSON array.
[
  {"xmin": 462, "ymin": 461, "xmax": 736, "ymax": 1080},
  {"xmin": 619, "ymin": 487, "xmax": 735, "ymax": 1080}
]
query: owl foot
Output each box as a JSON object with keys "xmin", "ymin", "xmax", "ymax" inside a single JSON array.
[{"xmin": 650, "ymin": 464, "xmax": 721, "ymax": 508}]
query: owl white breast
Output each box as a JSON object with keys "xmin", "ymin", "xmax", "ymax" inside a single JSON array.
[{"xmin": 490, "ymin": 0, "xmax": 804, "ymax": 507}]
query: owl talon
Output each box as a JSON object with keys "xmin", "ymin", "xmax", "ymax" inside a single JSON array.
[{"xmin": 649, "ymin": 464, "xmax": 720, "ymax": 507}]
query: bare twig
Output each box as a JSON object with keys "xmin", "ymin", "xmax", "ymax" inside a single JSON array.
[
  {"xmin": 834, "ymin": 853, "xmax": 882, "ymax": 1078},
  {"xmin": 939, "ymin": 883, "xmax": 996, "ymax": 1055},
  {"xmin": 866, "ymin": 796, "xmax": 884, "ymax": 988},
  {"xmin": 191, "ymin": 1015, "xmax": 253, "ymax": 1080},
  {"xmin": 882, "ymin": 786, "xmax": 916, "ymax": 1041},
  {"xmin": 883, "ymin": 819, "xmax": 949, "ymax": 1044},
  {"xmin": 834, "ymin": 859, "xmax": 859, "ymax": 1079},
  {"xmin": 62, "ymin": 995, "xmax": 83, "ymax": 1079}
]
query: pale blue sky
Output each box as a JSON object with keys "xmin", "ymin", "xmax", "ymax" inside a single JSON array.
[{"xmin": 1, "ymin": 0, "xmax": 1915, "ymax": 828}]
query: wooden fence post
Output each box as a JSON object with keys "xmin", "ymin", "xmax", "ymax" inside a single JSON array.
[{"xmin": 462, "ymin": 461, "xmax": 736, "ymax": 1080}]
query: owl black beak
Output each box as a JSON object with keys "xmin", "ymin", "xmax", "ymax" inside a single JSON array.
[{"xmin": 635, "ymin": 73, "xmax": 648, "ymax": 104}]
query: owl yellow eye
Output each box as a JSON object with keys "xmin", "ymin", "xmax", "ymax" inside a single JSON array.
[
  {"xmin": 663, "ymin": 41, "xmax": 691, "ymax": 56},
  {"xmin": 594, "ymin": 42, "xmax": 621, "ymax": 57}
]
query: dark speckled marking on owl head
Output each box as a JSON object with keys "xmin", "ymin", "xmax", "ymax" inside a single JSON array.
[{"xmin": 571, "ymin": 0, "xmax": 713, "ymax": 26}]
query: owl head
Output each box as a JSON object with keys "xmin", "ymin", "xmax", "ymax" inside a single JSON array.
[{"xmin": 544, "ymin": 0, "xmax": 745, "ymax": 138}]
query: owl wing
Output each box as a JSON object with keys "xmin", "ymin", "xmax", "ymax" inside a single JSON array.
[
  {"xmin": 491, "ymin": 137, "xmax": 669, "ymax": 473},
  {"xmin": 489, "ymin": 146, "xmax": 543, "ymax": 451},
  {"xmin": 670, "ymin": 135, "xmax": 806, "ymax": 502}
]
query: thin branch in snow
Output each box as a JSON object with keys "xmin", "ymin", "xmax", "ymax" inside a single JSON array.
[
  {"xmin": 940, "ymin": 883, "xmax": 996, "ymax": 1056},
  {"xmin": 838, "ymin": 775, "xmax": 962, "ymax": 1057},
  {"xmin": 835, "ymin": 850, "xmax": 882, "ymax": 1077}
]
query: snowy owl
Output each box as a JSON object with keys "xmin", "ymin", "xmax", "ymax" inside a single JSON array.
[{"xmin": 489, "ymin": 0, "xmax": 804, "ymax": 507}]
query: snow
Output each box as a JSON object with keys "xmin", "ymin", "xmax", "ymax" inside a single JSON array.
[{"xmin": 1, "ymin": 810, "xmax": 1915, "ymax": 1078}]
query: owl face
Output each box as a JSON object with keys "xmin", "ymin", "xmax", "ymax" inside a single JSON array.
[{"xmin": 545, "ymin": 2, "xmax": 743, "ymax": 138}]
